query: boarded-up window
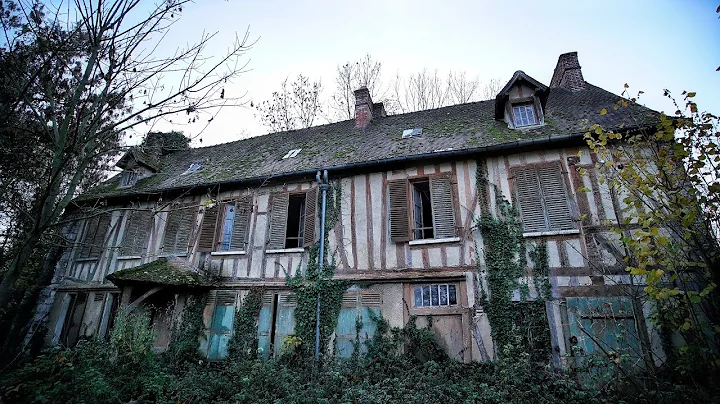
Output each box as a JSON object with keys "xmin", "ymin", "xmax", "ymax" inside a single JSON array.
[
  {"xmin": 513, "ymin": 163, "xmax": 574, "ymax": 233},
  {"xmin": 78, "ymin": 213, "xmax": 112, "ymax": 259},
  {"xmin": 161, "ymin": 203, "xmax": 196, "ymax": 255},
  {"xmin": 120, "ymin": 210, "xmax": 153, "ymax": 256},
  {"xmin": 267, "ymin": 189, "xmax": 318, "ymax": 250},
  {"xmin": 335, "ymin": 290, "xmax": 381, "ymax": 358},
  {"xmin": 388, "ymin": 176, "xmax": 457, "ymax": 242}
]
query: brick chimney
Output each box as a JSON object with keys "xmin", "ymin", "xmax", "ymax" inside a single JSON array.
[
  {"xmin": 550, "ymin": 52, "xmax": 586, "ymax": 91},
  {"xmin": 354, "ymin": 86, "xmax": 374, "ymax": 128}
]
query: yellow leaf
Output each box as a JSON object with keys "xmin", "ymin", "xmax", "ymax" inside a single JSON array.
[{"xmin": 600, "ymin": 108, "xmax": 607, "ymax": 115}]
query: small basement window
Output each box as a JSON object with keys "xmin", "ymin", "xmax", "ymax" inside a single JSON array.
[
  {"xmin": 413, "ymin": 284, "xmax": 457, "ymax": 307},
  {"xmin": 284, "ymin": 194, "xmax": 306, "ymax": 248},
  {"xmin": 512, "ymin": 104, "xmax": 537, "ymax": 127},
  {"xmin": 412, "ymin": 181, "xmax": 434, "ymax": 239}
]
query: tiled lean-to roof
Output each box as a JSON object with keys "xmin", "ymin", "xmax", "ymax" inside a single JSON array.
[
  {"xmin": 106, "ymin": 257, "xmax": 215, "ymax": 287},
  {"xmin": 83, "ymin": 83, "xmax": 658, "ymax": 200}
]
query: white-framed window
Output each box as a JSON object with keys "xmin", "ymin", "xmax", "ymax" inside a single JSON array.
[
  {"xmin": 413, "ymin": 284, "xmax": 458, "ymax": 307},
  {"xmin": 512, "ymin": 104, "xmax": 537, "ymax": 127}
]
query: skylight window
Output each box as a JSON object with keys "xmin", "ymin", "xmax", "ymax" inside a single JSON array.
[
  {"xmin": 181, "ymin": 162, "xmax": 203, "ymax": 175},
  {"xmin": 402, "ymin": 128, "xmax": 423, "ymax": 139},
  {"xmin": 282, "ymin": 148, "xmax": 302, "ymax": 159}
]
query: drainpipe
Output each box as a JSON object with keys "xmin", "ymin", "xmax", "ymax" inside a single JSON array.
[{"xmin": 314, "ymin": 170, "xmax": 329, "ymax": 361}]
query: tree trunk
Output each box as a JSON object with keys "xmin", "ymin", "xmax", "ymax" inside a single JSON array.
[{"xmin": 0, "ymin": 232, "xmax": 42, "ymax": 310}]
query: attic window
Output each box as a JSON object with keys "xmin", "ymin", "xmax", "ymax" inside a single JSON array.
[
  {"xmin": 119, "ymin": 171, "xmax": 138, "ymax": 187},
  {"xmin": 181, "ymin": 163, "xmax": 203, "ymax": 175},
  {"xmin": 282, "ymin": 148, "xmax": 302, "ymax": 159},
  {"xmin": 512, "ymin": 104, "xmax": 537, "ymax": 127},
  {"xmin": 402, "ymin": 128, "xmax": 422, "ymax": 139}
]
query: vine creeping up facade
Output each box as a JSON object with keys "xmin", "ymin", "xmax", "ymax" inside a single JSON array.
[{"xmin": 37, "ymin": 52, "xmax": 664, "ymax": 366}]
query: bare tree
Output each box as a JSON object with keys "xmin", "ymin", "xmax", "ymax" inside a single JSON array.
[
  {"xmin": 391, "ymin": 69, "xmax": 488, "ymax": 113},
  {"xmin": 255, "ymin": 74, "xmax": 323, "ymax": 132},
  {"xmin": 481, "ymin": 78, "xmax": 504, "ymax": 100},
  {"xmin": 329, "ymin": 54, "xmax": 385, "ymax": 120},
  {"xmin": 0, "ymin": 0, "xmax": 251, "ymax": 311}
]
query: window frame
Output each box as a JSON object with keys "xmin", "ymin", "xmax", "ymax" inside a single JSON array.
[
  {"xmin": 266, "ymin": 188, "xmax": 318, "ymax": 252},
  {"xmin": 198, "ymin": 197, "xmax": 252, "ymax": 253},
  {"xmin": 512, "ymin": 103, "xmax": 538, "ymax": 127},
  {"xmin": 388, "ymin": 175, "xmax": 458, "ymax": 243},
  {"xmin": 413, "ymin": 283, "xmax": 458, "ymax": 308}
]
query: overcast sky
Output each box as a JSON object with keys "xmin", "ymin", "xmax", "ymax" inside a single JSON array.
[{"xmin": 136, "ymin": 0, "xmax": 719, "ymax": 147}]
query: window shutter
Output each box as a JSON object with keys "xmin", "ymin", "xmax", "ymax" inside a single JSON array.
[
  {"xmin": 388, "ymin": 179, "xmax": 411, "ymax": 242},
  {"xmin": 162, "ymin": 203, "xmax": 195, "ymax": 254},
  {"xmin": 537, "ymin": 164, "xmax": 574, "ymax": 231},
  {"xmin": 121, "ymin": 210, "xmax": 152, "ymax": 256},
  {"xmin": 267, "ymin": 193, "xmax": 289, "ymax": 250},
  {"xmin": 197, "ymin": 205, "xmax": 219, "ymax": 252},
  {"xmin": 302, "ymin": 187, "xmax": 319, "ymax": 247},
  {"xmin": 80, "ymin": 213, "xmax": 111, "ymax": 258},
  {"xmin": 229, "ymin": 198, "xmax": 251, "ymax": 251},
  {"xmin": 513, "ymin": 167, "xmax": 547, "ymax": 233},
  {"xmin": 429, "ymin": 177, "xmax": 456, "ymax": 238}
]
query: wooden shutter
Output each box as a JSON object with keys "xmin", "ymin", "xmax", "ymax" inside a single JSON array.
[
  {"xmin": 513, "ymin": 167, "xmax": 547, "ymax": 233},
  {"xmin": 388, "ymin": 179, "xmax": 411, "ymax": 242},
  {"xmin": 229, "ymin": 198, "xmax": 251, "ymax": 251},
  {"xmin": 79, "ymin": 213, "xmax": 111, "ymax": 258},
  {"xmin": 197, "ymin": 205, "xmax": 219, "ymax": 252},
  {"xmin": 162, "ymin": 203, "xmax": 195, "ymax": 254},
  {"xmin": 429, "ymin": 177, "xmax": 456, "ymax": 238},
  {"xmin": 302, "ymin": 187, "xmax": 319, "ymax": 247},
  {"xmin": 267, "ymin": 193, "xmax": 289, "ymax": 250},
  {"xmin": 537, "ymin": 164, "xmax": 574, "ymax": 231},
  {"xmin": 121, "ymin": 210, "xmax": 152, "ymax": 256}
]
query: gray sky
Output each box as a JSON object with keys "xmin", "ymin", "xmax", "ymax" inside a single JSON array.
[{"xmin": 137, "ymin": 0, "xmax": 720, "ymax": 147}]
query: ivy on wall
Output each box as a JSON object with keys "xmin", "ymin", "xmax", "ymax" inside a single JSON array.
[
  {"xmin": 475, "ymin": 160, "xmax": 551, "ymax": 360},
  {"xmin": 227, "ymin": 287, "xmax": 265, "ymax": 360},
  {"xmin": 287, "ymin": 182, "xmax": 347, "ymax": 358}
]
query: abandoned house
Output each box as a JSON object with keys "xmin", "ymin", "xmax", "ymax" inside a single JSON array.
[{"xmin": 37, "ymin": 51, "xmax": 664, "ymax": 365}]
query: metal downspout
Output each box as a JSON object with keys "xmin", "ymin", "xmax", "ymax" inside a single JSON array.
[{"xmin": 314, "ymin": 170, "xmax": 329, "ymax": 361}]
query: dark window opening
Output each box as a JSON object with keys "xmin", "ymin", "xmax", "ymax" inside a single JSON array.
[
  {"xmin": 59, "ymin": 292, "xmax": 87, "ymax": 347},
  {"xmin": 285, "ymin": 194, "xmax": 306, "ymax": 248},
  {"xmin": 412, "ymin": 181, "xmax": 434, "ymax": 239}
]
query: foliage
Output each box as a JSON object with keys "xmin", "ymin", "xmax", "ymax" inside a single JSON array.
[
  {"xmin": 254, "ymin": 74, "xmax": 323, "ymax": 132},
  {"xmin": 227, "ymin": 288, "xmax": 264, "ymax": 361},
  {"xmin": 165, "ymin": 294, "xmax": 206, "ymax": 368},
  {"xmin": 0, "ymin": 0, "xmax": 250, "ymax": 360},
  {"xmin": 4, "ymin": 308, "xmax": 717, "ymax": 403},
  {"xmin": 475, "ymin": 160, "xmax": 551, "ymax": 360},
  {"xmin": 584, "ymin": 89, "xmax": 720, "ymax": 377}
]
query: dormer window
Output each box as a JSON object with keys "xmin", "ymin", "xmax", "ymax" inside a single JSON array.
[
  {"xmin": 119, "ymin": 171, "xmax": 138, "ymax": 187},
  {"xmin": 512, "ymin": 103, "xmax": 537, "ymax": 127}
]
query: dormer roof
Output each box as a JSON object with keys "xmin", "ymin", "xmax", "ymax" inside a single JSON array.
[
  {"xmin": 116, "ymin": 148, "xmax": 160, "ymax": 172},
  {"xmin": 494, "ymin": 70, "xmax": 549, "ymax": 120}
]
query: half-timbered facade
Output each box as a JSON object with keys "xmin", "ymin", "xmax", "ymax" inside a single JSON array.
[{"xmin": 39, "ymin": 52, "xmax": 662, "ymax": 364}]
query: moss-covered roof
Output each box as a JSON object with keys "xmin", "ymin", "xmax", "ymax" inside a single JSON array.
[
  {"xmin": 106, "ymin": 257, "xmax": 215, "ymax": 287},
  {"xmin": 81, "ymin": 83, "xmax": 658, "ymax": 200}
]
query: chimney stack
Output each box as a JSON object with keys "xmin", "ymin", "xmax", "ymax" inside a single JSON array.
[
  {"xmin": 550, "ymin": 52, "xmax": 586, "ymax": 91},
  {"xmin": 354, "ymin": 86, "xmax": 374, "ymax": 128}
]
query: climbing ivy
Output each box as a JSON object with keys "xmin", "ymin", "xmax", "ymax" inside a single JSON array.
[
  {"xmin": 286, "ymin": 182, "xmax": 347, "ymax": 358},
  {"xmin": 227, "ymin": 287, "xmax": 265, "ymax": 360},
  {"xmin": 165, "ymin": 293, "xmax": 206, "ymax": 366},
  {"xmin": 475, "ymin": 160, "xmax": 551, "ymax": 359}
]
